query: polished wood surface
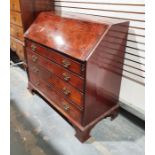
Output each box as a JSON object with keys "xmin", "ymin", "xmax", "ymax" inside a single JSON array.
[
  {"xmin": 27, "ymin": 49, "xmax": 84, "ymax": 92},
  {"xmin": 26, "ymin": 40, "xmax": 85, "ymax": 75},
  {"xmin": 25, "ymin": 12, "xmax": 108, "ymax": 61},
  {"xmin": 29, "ymin": 73, "xmax": 82, "ymax": 123},
  {"xmin": 29, "ymin": 63, "xmax": 84, "ymax": 107},
  {"xmin": 83, "ymin": 22, "xmax": 129, "ymax": 125},
  {"xmin": 25, "ymin": 11, "xmax": 129, "ymax": 142}
]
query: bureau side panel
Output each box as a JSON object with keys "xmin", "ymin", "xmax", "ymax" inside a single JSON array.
[
  {"xmin": 20, "ymin": 0, "xmax": 34, "ymax": 31},
  {"xmin": 33, "ymin": 0, "xmax": 54, "ymax": 17},
  {"xmin": 20, "ymin": 0, "xmax": 54, "ymax": 31},
  {"xmin": 83, "ymin": 22, "xmax": 129, "ymax": 126}
]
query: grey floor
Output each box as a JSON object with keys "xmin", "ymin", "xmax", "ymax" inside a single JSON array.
[{"xmin": 10, "ymin": 66, "xmax": 145, "ymax": 155}]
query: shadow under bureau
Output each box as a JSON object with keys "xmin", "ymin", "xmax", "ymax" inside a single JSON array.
[{"xmin": 24, "ymin": 11, "xmax": 129, "ymax": 142}]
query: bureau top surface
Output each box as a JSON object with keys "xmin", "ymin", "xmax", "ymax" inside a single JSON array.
[{"xmin": 25, "ymin": 11, "xmax": 108, "ymax": 61}]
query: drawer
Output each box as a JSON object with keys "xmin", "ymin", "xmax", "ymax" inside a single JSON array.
[
  {"xmin": 48, "ymin": 74, "xmax": 84, "ymax": 107},
  {"xmin": 10, "ymin": 0, "xmax": 21, "ymax": 12},
  {"xmin": 29, "ymin": 64, "xmax": 84, "ymax": 107},
  {"xmin": 27, "ymin": 49, "xmax": 84, "ymax": 92},
  {"xmin": 26, "ymin": 40, "xmax": 85, "ymax": 76},
  {"xmin": 29, "ymin": 72, "xmax": 82, "ymax": 123},
  {"xmin": 10, "ymin": 11, "xmax": 22, "ymax": 27},
  {"xmin": 10, "ymin": 24, "xmax": 24, "ymax": 41}
]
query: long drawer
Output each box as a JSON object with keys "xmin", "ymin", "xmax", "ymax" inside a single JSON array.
[
  {"xmin": 27, "ymin": 49, "xmax": 84, "ymax": 92},
  {"xmin": 10, "ymin": 24, "xmax": 24, "ymax": 41},
  {"xmin": 10, "ymin": 11, "xmax": 22, "ymax": 27},
  {"xmin": 26, "ymin": 40, "xmax": 85, "ymax": 76},
  {"xmin": 29, "ymin": 63, "xmax": 84, "ymax": 107},
  {"xmin": 29, "ymin": 72, "xmax": 82, "ymax": 123}
]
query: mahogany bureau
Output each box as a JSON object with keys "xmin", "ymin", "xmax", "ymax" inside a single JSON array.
[
  {"xmin": 24, "ymin": 11, "xmax": 129, "ymax": 142},
  {"xmin": 10, "ymin": 0, "xmax": 54, "ymax": 62}
]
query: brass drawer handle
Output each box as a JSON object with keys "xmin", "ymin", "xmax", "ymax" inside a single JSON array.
[
  {"xmin": 63, "ymin": 104, "xmax": 70, "ymax": 111},
  {"xmin": 62, "ymin": 59, "xmax": 71, "ymax": 68},
  {"xmin": 31, "ymin": 44, "xmax": 37, "ymax": 51},
  {"xmin": 63, "ymin": 87, "xmax": 70, "ymax": 96},
  {"xmin": 62, "ymin": 73, "xmax": 70, "ymax": 81},
  {"xmin": 32, "ymin": 67, "xmax": 39, "ymax": 73},
  {"xmin": 32, "ymin": 55, "xmax": 38, "ymax": 62}
]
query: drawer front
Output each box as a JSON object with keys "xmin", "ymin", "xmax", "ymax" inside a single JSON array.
[
  {"xmin": 10, "ymin": 24, "xmax": 24, "ymax": 41},
  {"xmin": 10, "ymin": 0, "xmax": 21, "ymax": 12},
  {"xmin": 48, "ymin": 74, "xmax": 84, "ymax": 107},
  {"xmin": 26, "ymin": 40, "xmax": 85, "ymax": 76},
  {"xmin": 29, "ymin": 72, "xmax": 82, "ymax": 123},
  {"xmin": 10, "ymin": 11, "xmax": 22, "ymax": 27},
  {"xmin": 27, "ymin": 49, "xmax": 84, "ymax": 92},
  {"xmin": 29, "ymin": 64, "xmax": 84, "ymax": 107}
]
